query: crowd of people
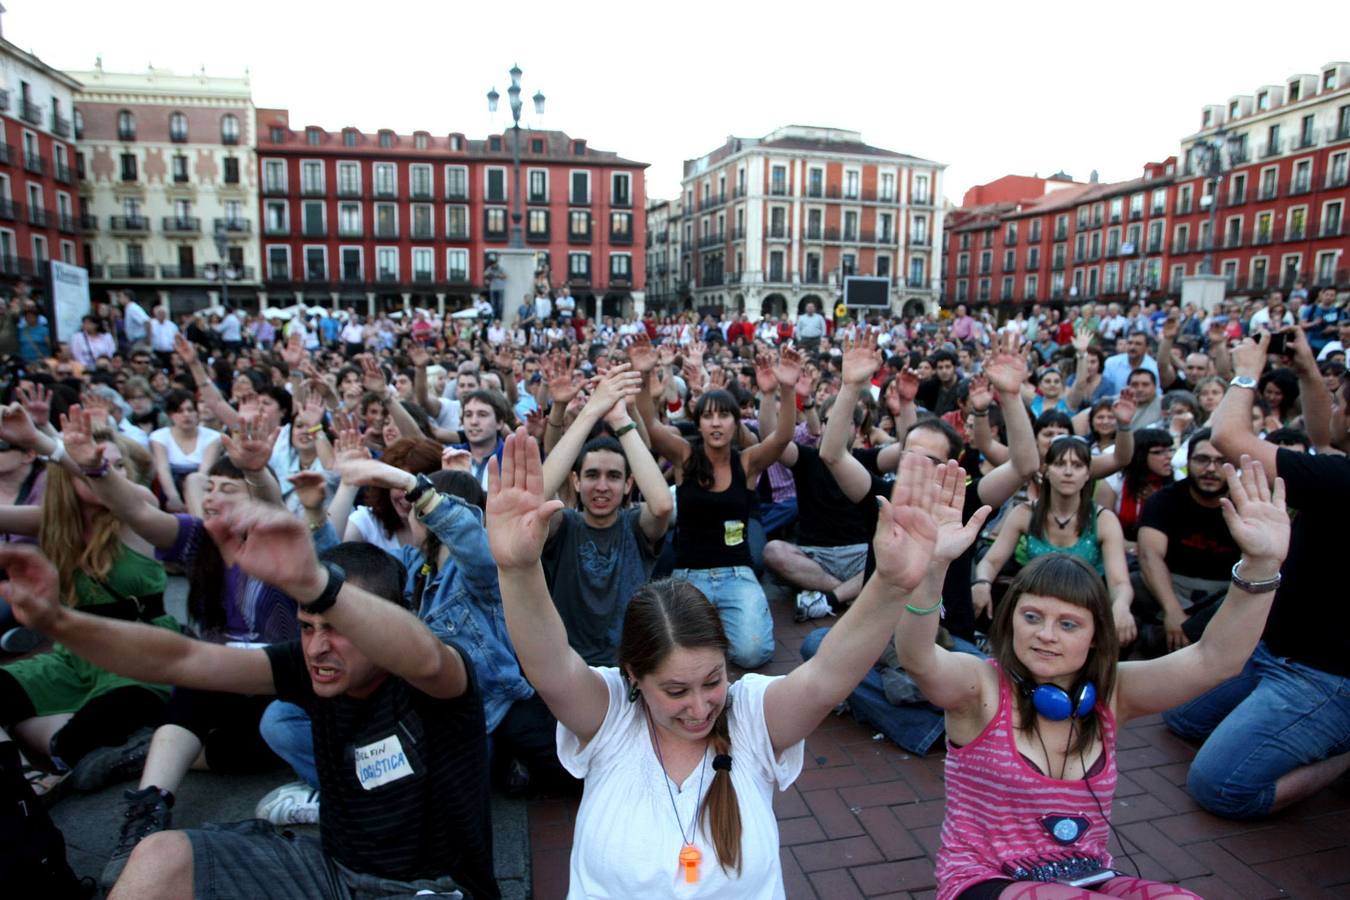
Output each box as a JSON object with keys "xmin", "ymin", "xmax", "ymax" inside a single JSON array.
[{"xmin": 0, "ymin": 276, "xmax": 1346, "ymax": 899}]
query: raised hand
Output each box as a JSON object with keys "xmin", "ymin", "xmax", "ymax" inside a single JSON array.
[
  {"xmin": 407, "ymin": 343, "xmax": 431, "ymax": 368},
  {"xmin": 1161, "ymin": 316, "xmax": 1180, "ymax": 341},
  {"xmin": 16, "ymin": 382, "xmax": 51, "ymax": 429},
  {"xmin": 625, "ymin": 332, "xmax": 658, "ymax": 374},
  {"xmin": 357, "ymin": 354, "xmax": 387, "ymax": 394},
  {"xmin": 841, "ymin": 333, "xmax": 881, "ymax": 386},
  {"xmin": 442, "ymin": 447, "xmax": 472, "ymax": 472},
  {"xmin": 334, "ymin": 427, "xmax": 371, "ymax": 465},
  {"xmin": 686, "ymin": 341, "xmax": 706, "ymax": 370},
  {"xmin": 753, "ymin": 353, "xmax": 777, "ymax": 394},
  {"xmin": 220, "ymin": 416, "xmax": 281, "ymax": 474},
  {"xmin": 204, "ymin": 501, "xmax": 325, "ymax": 601},
  {"xmin": 872, "ymin": 452, "xmax": 941, "ymax": 592},
  {"xmin": 295, "ymin": 392, "xmax": 326, "ymax": 430},
  {"xmin": 929, "ymin": 459, "xmax": 992, "ymax": 564},
  {"xmin": 173, "ymin": 333, "xmax": 199, "ymax": 367},
  {"xmin": 56, "ymin": 405, "xmax": 105, "ymax": 469},
  {"xmin": 1112, "ymin": 392, "xmax": 1137, "ymax": 426},
  {"xmin": 486, "ymin": 429, "xmax": 564, "ymax": 570},
  {"xmin": 1071, "ymin": 325, "xmax": 1094, "ymax": 354},
  {"xmin": 1219, "ymin": 456, "xmax": 1289, "ymax": 568},
  {"xmin": 0, "ymin": 544, "xmax": 63, "ymax": 633},
  {"xmin": 525, "ymin": 408, "xmax": 547, "ymax": 441},
  {"xmin": 657, "ymin": 343, "xmax": 677, "ymax": 368},
  {"xmin": 796, "ymin": 363, "xmax": 819, "ymax": 401},
  {"xmin": 772, "ymin": 345, "xmax": 803, "ymax": 389},
  {"xmin": 287, "ymin": 471, "xmax": 328, "ymax": 511},
  {"xmin": 586, "ymin": 363, "xmax": 642, "ymax": 419},
  {"xmin": 544, "ymin": 354, "xmax": 580, "ymax": 406},
  {"xmin": 279, "ymin": 332, "xmax": 307, "ymax": 371},
  {"xmin": 967, "ymin": 374, "xmax": 994, "ymax": 413},
  {"xmin": 0, "ymin": 403, "xmax": 40, "ymax": 451},
  {"xmin": 984, "ymin": 335, "xmax": 1029, "ymax": 395}
]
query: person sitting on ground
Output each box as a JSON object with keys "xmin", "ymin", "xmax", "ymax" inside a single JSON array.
[
  {"xmin": 1134, "ymin": 428, "xmax": 1241, "ymax": 658},
  {"xmin": 896, "ymin": 455, "xmax": 1288, "ymax": 899},
  {"xmin": 51, "ymin": 407, "xmax": 295, "ymax": 889},
  {"xmin": 1164, "ymin": 333, "xmax": 1350, "ymax": 820},
  {"xmin": 149, "ymin": 391, "xmax": 222, "ymax": 513},
  {"xmin": 0, "ymin": 503, "xmax": 501, "ymax": 900},
  {"xmin": 538, "ymin": 363, "xmax": 672, "ymax": 666},
  {"xmin": 971, "ymin": 436, "xmax": 1135, "ymax": 644},
  {"xmin": 628, "ymin": 334, "xmax": 801, "ymax": 669},
  {"xmin": 486, "ymin": 429, "xmax": 987, "ymax": 898},
  {"xmin": 1095, "ymin": 428, "xmax": 1174, "ymax": 545},
  {"xmin": 0, "ymin": 405, "xmax": 175, "ymax": 801}
]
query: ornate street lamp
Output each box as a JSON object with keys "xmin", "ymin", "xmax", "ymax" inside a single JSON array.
[
  {"xmin": 206, "ymin": 229, "xmax": 239, "ymax": 310},
  {"xmin": 1195, "ymin": 127, "xmax": 1246, "ymax": 276},
  {"xmin": 486, "ymin": 65, "xmax": 545, "ymax": 249}
]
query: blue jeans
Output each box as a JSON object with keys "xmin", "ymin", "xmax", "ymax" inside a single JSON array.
[
  {"xmin": 259, "ymin": 700, "xmax": 318, "ymax": 790},
  {"xmin": 672, "ymin": 567, "xmax": 774, "ymax": 669},
  {"xmin": 801, "ymin": 627, "xmax": 986, "ymax": 756},
  {"xmin": 1163, "ymin": 641, "xmax": 1350, "ymax": 819}
]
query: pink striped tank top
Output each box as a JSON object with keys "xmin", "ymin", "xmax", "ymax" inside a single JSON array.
[{"xmin": 934, "ymin": 661, "xmax": 1117, "ymax": 900}]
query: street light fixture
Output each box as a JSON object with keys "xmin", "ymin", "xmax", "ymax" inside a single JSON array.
[
  {"xmin": 206, "ymin": 229, "xmax": 239, "ymax": 311},
  {"xmin": 486, "ymin": 64, "xmax": 545, "ymax": 249}
]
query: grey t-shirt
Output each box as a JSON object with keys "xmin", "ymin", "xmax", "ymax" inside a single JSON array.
[{"xmin": 542, "ymin": 507, "xmax": 663, "ymax": 667}]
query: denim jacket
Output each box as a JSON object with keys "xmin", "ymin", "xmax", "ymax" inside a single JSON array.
[{"xmin": 399, "ymin": 494, "xmax": 533, "ymax": 732}]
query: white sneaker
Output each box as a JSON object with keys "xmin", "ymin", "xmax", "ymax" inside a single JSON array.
[
  {"xmin": 795, "ymin": 591, "xmax": 833, "ymax": 622},
  {"xmin": 255, "ymin": 781, "xmax": 320, "ymax": 825}
]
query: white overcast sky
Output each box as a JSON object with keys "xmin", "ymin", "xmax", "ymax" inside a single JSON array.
[{"xmin": 8, "ymin": 0, "xmax": 1350, "ymax": 204}]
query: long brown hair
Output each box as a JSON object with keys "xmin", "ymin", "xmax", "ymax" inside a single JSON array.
[
  {"xmin": 618, "ymin": 578, "xmax": 743, "ymax": 875},
  {"xmin": 989, "ymin": 554, "xmax": 1119, "ymax": 757},
  {"xmin": 683, "ymin": 390, "xmax": 741, "ymax": 489},
  {"xmin": 1029, "ymin": 437, "xmax": 1094, "ymax": 540},
  {"xmin": 371, "ymin": 437, "xmax": 442, "ymax": 537},
  {"xmin": 40, "ymin": 462, "xmax": 122, "ymax": 606}
]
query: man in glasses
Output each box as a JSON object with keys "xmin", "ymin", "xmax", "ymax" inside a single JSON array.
[{"xmin": 1134, "ymin": 428, "xmax": 1241, "ymax": 655}]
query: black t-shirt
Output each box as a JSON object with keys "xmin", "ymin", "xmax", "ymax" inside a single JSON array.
[
  {"xmin": 1264, "ymin": 449, "xmax": 1350, "ymax": 677},
  {"xmin": 1138, "ymin": 480, "xmax": 1240, "ymax": 581},
  {"xmin": 786, "ymin": 444, "xmax": 873, "ymax": 548},
  {"xmin": 265, "ymin": 641, "xmax": 499, "ymax": 898},
  {"xmin": 673, "ymin": 450, "xmax": 754, "ymax": 570},
  {"xmin": 860, "ymin": 474, "xmax": 985, "ymax": 642}
]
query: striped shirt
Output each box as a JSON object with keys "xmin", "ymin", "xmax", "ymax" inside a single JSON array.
[{"xmin": 936, "ymin": 662, "xmax": 1117, "ymax": 900}]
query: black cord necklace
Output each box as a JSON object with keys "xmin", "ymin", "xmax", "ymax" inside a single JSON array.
[{"xmin": 645, "ymin": 706, "xmax": 709, "ymax": 884}]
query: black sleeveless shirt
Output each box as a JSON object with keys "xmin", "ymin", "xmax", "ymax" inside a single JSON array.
[{"xmin": 673, "ymin": 449, "xmax": 754, "ymax": 570}]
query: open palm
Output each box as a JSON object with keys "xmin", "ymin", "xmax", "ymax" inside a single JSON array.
[
  {"xmin": 1219, "ymin": 456, "xmax": 1290, "ymax": 564},
  {"xmin": 486, "ymin": 429, "xmax": 563, "ymax": 570}
]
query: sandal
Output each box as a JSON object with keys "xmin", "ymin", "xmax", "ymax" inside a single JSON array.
[{"xmin": 23, "ymin": 762, "xmax": 70, "ymax": 806}]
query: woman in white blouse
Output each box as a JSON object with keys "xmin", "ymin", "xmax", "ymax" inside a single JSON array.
[
  {"xmin": 149, "ymin": 390, "xmax": 221, "ymax": 512},
  {"xmin": 487, "ymin": 429, "xmax": 988, "ymax": 898}
]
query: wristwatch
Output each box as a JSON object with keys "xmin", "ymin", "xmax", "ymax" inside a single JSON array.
[
  {"xmin": 300, "ymin": 562, "xmax": 345, "ymax": 615},
  {"xmin": 405, "ymin": 473, "xmax": 435, "ymax": 506},
  {"xmin": 1230, "ymin": 375, "xmax": 1258, "ymax": 390}
]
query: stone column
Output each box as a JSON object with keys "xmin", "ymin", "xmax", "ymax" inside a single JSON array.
[
  {"xmin": 436, "ymin": 292, "xmax": 446, "ymax": 317},
  {"xmin": 365, "ymin": 291, "xmax": 377, "ymax": 319},
  {"xmin": 258, "ymin": 290, "xmax": 269, "ymax": 311},
  {"xmin": 402, "ymin": 292, "xmax": 412, "ymax": 315}
]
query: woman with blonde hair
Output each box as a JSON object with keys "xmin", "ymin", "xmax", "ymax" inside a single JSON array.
[{"xmin": 0, "ymin": 404, "xmax": 175, "ymax": 798}]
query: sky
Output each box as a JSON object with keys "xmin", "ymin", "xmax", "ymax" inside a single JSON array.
[{"xmin": 8, "ymin": 0, "xmax": 1350, "ymax": 205}]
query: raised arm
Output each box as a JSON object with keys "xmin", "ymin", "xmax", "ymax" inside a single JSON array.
[
  {"xmin": 1090, "ymin": 394, "xmax": 1136, "ymax": 478},
  {"xmin": 407, "ymin": 344, "xmax": 443, "ymax": 418},
  {"xmin": 176, "ymin": 334, "xmax": 241, "ymax": 429},
  {"xmin": 487, "ymin": 429, "xmax": 610, "ymax": 741},
  {"xmin": 207, "ymin": 500, "xmax": 469, "ymax": 700},
  {"xmin": 1157, "ymin": 317, "xmax": 1180, "ymax": 390},
  {"xmin": 977, "ymin": 337, "xmax": 1039, "ymax": 508},
  {"xmin": 1210, "ymin": 334, "xmax": 1278, "ymax": 481},
  {"xmin": 541, "ymin": 364, "xmax": 641, "ymax": 500},
  {"xmin": 0, "ymin": 543, "xmax": 274, "ymax": 695},
  {"xmin": 57, "ymin": 405, "xmax": 181, "ymax": 547},
  {"xmin": 1287, "ymin": 326, "xmax": 1333, "ymax": 451},
  {"xmin": 602, "ymin": 392, "xmax": 672, "ymax": 544},
  {"xmin": 1115, "ymin": 457, "xmax": 1288, "ymax": 720},
  {"xmin": 819, "ymin": 336, "xmax": 881, "ymax": 501},
  {"xmin": 742, "ymin": 347, "xmax": 801, "ymax": 482},
  {"xmin": 765, "ymin": 455, "xmax": 991, "ymax": 754},
  {"xmin": 628, "ymin": 333, "xmax": 691, "ymax": 468}
]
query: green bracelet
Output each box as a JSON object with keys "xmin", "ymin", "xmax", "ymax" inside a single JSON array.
[{"xmin": 905, "ymin": 598, "xmax": 944, "ymax": 616}]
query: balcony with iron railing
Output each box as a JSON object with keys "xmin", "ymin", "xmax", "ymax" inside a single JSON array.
[
  {"xmin": 107, "ymin": 264, "xmax": 155, "ymax": 279},
  {"xmin": 337, "ymin": 183, "xmax": 364, "ymax": 199},
  {"xmin": 410, "ymin": 184, "xmax": 434, "ymax": 201},
  {"xmin": 265, "ymin": 220, "xmax": 290, "ymax": 237},
  {"xmin": 23, "ymin": 153, "xmax": 45, "ymax": 176},
  {"xmin": 0, "ymin": 142, "xmax": 11, "ymax": 166},
  {"xmin": 161, "ymin": 216, "xmax": 201, "ymax": 234},
  {"xmin": 109, "ymin": 215, "xmax": 150, "ymax": 233},
  {"xmin": 215, "ymin": 218, "xmax": 252, "ymax": 234},
  {"xmin": 80, "ymin": 213, "xmax": 98, "ymax": 232},
  {"xmin": 300, "ymin": 182, "xmax": 326, "ymax": 198},
  {"xmin": 27, "ymin": 206, "xmax": 51, "ymax": 228},
  {"xmin": 20, "ymin": 98, "xmax": 42, "ymax": 126},
  {"xmin": 58, "ymin": 213, "xmax": 77, "ymax": 233},
  {"xmin": 53, "ymin": 162, "xmax": 73, "ymax": 184},
  {"xmin": 52, "ymin": 115, "xmax": 72, "ymax": 139},
  {"xmin": 262, "ymin": 181, "xmax": 288, "ymax": 197}
]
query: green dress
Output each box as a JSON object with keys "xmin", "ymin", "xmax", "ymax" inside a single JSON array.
[
  {"xmin": 3, "ymin": 544, "xmax": 178, "ymax": 717},
  {"xmin": 1013, "ymin": 507, "xmax": 1106, "ymax": 576}
]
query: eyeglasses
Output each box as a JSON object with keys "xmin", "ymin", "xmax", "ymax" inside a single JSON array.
[{"xmin": 1189, "ymin": 454, "xmax": 1224, "ymax": 470}]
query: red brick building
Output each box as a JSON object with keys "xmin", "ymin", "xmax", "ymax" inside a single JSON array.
[
  {"xmin": 0, "ymin": 35, "xmax": 82, "ymax": 289},
  {"xmin": 943, "ymin": 60, "xmax": 1350, "ymax": 309},
  {"xmin": 255, "ymin": 109, "xmax": 647, "ymax": 318}
]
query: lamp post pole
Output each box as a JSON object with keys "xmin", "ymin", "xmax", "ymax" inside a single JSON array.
[
  {"xmin": 1201, "ymin": 127, "xmax": 1229, "ymax": 277},
  {"xmin": 487, "ymin": 65, "xmax": 545, "ymax": 251},
  {"xmin": 213, "ymin": 230, "xmax": 232, "ymax": 310}
]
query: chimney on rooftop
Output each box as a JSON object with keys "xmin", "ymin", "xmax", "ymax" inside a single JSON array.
[{"xmin": 1089, "ymin": 170, "xmax": 1099, "ymax": 183}]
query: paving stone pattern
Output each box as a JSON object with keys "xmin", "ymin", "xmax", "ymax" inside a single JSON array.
[{"xmin": 526, "ymin": 599, "xmax": 1350, "ymax": 899}]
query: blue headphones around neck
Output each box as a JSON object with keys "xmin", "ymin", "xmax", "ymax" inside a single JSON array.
[{"xmin": 1012, "ymin": 671, "xmax": 1097, "ymax": 721}]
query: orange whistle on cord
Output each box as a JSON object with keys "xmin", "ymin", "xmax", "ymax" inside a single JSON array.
[{"xmin": 679, "ymin": 843, "xmax": 702, "ymax": 884}]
